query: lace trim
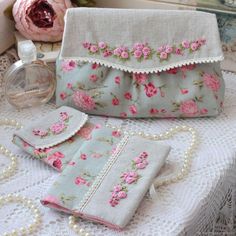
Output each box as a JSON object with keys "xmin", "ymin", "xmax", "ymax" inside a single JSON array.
[
  {"xmin": 77, "ymin": 135, "xmax": 129, "ymax": 211},
  {"xmin": 59, "ymin": 55, "xmax": 224, "ymax": 74}
]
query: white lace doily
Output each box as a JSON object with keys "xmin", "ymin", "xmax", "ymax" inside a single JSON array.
[{"xmin": 0, "ymin": 72, "xmax": 236, "ymax": 236}]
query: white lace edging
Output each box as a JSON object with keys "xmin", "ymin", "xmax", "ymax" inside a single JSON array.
[{"xmin": 59, "ymin": 55, "xmax": 224, "ymax": 74}]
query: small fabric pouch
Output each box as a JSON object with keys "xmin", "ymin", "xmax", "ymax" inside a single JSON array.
[
  {"xmin": 41, "ymin": 130, "xmax": 171, "ymax": 230},
  {"xmin": 12, "ymin": 106, "xmax": 91, "ymax": 171}
]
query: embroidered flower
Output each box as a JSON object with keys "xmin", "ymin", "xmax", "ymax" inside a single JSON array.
[
  {"xmin": 190, "ymin": 42, "xmax": 199, "ymax": 51},
  {"xmin": 50, "ymin": 122, "xmax": 66, "ymax": 134},
  {"xmin": 117, "ymin": 191, "xmax": 127, "ymax": 199},
  {"xmin": 114, "ymin": 76, "xmax": 121, "ymax": 85},
  {"xmin": 60, "ymin": 112, "xmax": 69, "ymax": 121},
  {"xmin": 75, "ymin": 176, "xmax": 87, "ymax": 186},
  {"xmin": 175, "ymin": 48, "xmax": 183, "ymax": 55},
  {"xmin": 80, "ymin": 153, "xmax": 87, "ymax": 160},
  {"xmin": 150, "ymin": 108, "xmax": 159, "ymax": 115},
  {"xmin": 73, "ymin": 90, "xmax": 96, "ymax": 110},
  {"xmin": 90, "ymin": 74, "xmax": 98, "ymax": 82},
  {"xmin": 144, "ymin": 82, "xmax": 158, "ymax": 97},
  {"xmin": 112, "ymin": 131, "xmax": 121, "ymax": 137},
  {"xmin": 129, "ymin": 105, "xmax": 137, "ymax": 115},
  {"xmin": 181, "ymin": 40, "xmax": 190, "ymax": 49},
  {"xmin": 52, "ymin": 158, "xmax": 62, "ymax": 170},
  {"xmin": 67, "ymin": 83, "xmax": 73, "ymax": 89},
  {"xmin": 133, "ymin": 73, "xmax": 148, "ymax": 85},
  {"xmin": 112, "ymin": 97, "xmax": 120, "ymax": 106},
  {"xmin": 61, "ymin": 60, "xmax": 76, "ymax": 72},
  {"xmin": 180, "ymin": 100, "xmax": 198, "ymax": 116},
  {"xmin": 203, "ymin": 73, "xmax": 220, "ymax": 92},
  {"xmin": 160, "ymin": 51, "xmax": 168, "ymax": 59},
  {"xmin": 60, "ymin": 92, "xmax": 67, "ymax": 100},
  {"xmin": 32, "ymin": 129, "xmax": 48, "ymax": 137},
  {"xmin": 113, "ymin": 185, "xmax": 122, "ymax": 192},
  {"xmin": 90, "ymin": 44, "xmax": 99, "ymax": 53},
  {"xmin": 91, "ymin": 63, "xmax": 100, "ymax": 70},
  {"xmin": 124, "ymin": 92, "xmax": 132, "ymax": 100},
  {"xmin": 180, "ymin": 89, "xmax": 189, "ymax": 94},
  {"xmin": 121, "ymin": 171, "xmax": 139, "ymax": 184},
  {"xmin": 98, "ymin": 41, "xmax": 107, "ymax": 49}
]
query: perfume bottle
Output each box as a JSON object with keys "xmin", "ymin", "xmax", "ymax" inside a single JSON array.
[{"xmin": 4, "ymin": 40, "xmax": 56, "ymax": 109}]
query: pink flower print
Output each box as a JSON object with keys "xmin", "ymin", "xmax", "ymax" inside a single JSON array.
[
  {"xmin": 124, "ymin": 92, "xmax": 132, "ymax": 100},
  {"xmin": 53, "ymin": 159, "xmax": 62, "ymax": 170},
  {"xmin": 95, "ymin": 124, "xmax": 102, "ymax": 129},
  {"xmin": 203, "ymin": 73, "xmax": 220, "ymax": 92},
  {"xmin": 80, "ymin": 153, "xmax": 87, "ymax": 160},
  {"xmin": 103, "ymin": 49, "xmax": 112, "ymax": 57},
  {"xmin": 91, "ymin": 63, "xmax": 100, "ymax": 70},
  {"xmin": 134, "ymin": 50, "xmax": 142, "ymax": 59},
  {"xmin": 133, "ymin": 73, "xmax": 148, "ymax": 85},
  {"xmin": 113, "ymin": 47, "xmax": 122, "ymax": 56},
  {"xmin": 73, "ymin": 91, "xmax": 96, "ymax": 110},
  {"xmin": 165, "ymin": 46, "xmax": 173, "ymax": 54},
  {"xmin": 136, "ymin": 162, "xmax": 147, "ymax": 169},
  {"xmin": 109, "ymin": 197, "xmax": 119, "ymax": 207},
  {"xmin": 134, "ymin": 157, "xmax": 142, "ymax": 164},
  {"xmin": 190, "ymin": 42, "xmax": 199, "ymax": 51},
  {"xmin": 129, "ymin": 105, "xmax": 137, "ymax": 115},
  {"xmin": 33, "ymin": 129, "xmax": 48, "ymax": 137},
  {"xmin": 150, "ymin": 108, "xmax": 159, "ymax": 115},
  {"xmin": 112, "ymin": 131, "xmax": 121, "ymax": 137},
  {"xmin": 120, "ymin": 112, "xmax": 127, "ymax": 118},
  {"xmin": 200, "ymin": 108, "xmax": 208, "ymax": 115},
  {"xmin": 50, "ymin": 122, "xmax": 66, "ymax": 134},
  {"xmin": 140, "ymin": 152, "xmax": 148, "ymax": 159},
  {"xmin": 98, "ymin": 41, "xmax": 107, "ymax": 49},
  {"xmin": 117, "ymin": 191, "xmax": 127, "ymax": 199},
  {"xmin": 83, "ymin": 42, "xmax": 91, "ymax": 49},
  {"xmin": 60, "ymin": 92, "xmax": 67, "ymax": 100},
  {"xmin": 144, "ymin": 82, "xmax": 158, "ymax": 98},
  {"xmin": 175, "ymin": 48, "xmax": 183, "ymax": 55},
  {"xmin": 90, "ymin": 74, "xmax": 98, "ymax": 82},
  {"xmin": 53, "ymin": 151, "xmax": 64, "ymax": 159},
  {"xmin": 75, "ymin": 176, "xmax": 87, "ymax": 186},
  {"xmin": 114, "ymin": 76, "xmax": 121, "ymax": 85},
  {"xmin": 121, "ymin": 51, "xmax": 129, "ymax": 59},
  {"xmin": 67, "ymin": 83, "xmax": 73, "ymax": 89},
  {"xmin": 160, "ymin": 51, "xmax": 168, "ymax": 59},
  {"xmin": 61, "ymin": 60, "xmax": 77, "ymax": 72},
  {"xmin": 133, "ymin": 43, "xmax": 145, "ymax": 51},
  {"xmin": 180, "ymin": 100, "xmax": 198, "ymax": 116},
  {"xmin": 90, "ymin": 44, "xmax": 98, "ymax": 53},
  {"xmin": 77, "ymin": 125, "xmax": 94, "ymax": 140},
  {"xmin": 181, "ymin": 40, "xmax": 190, "ymax": 49},
  {"xmin": 142, "ymin": 47, "xmax": 151, "ymax": 57},
  {"xmin": 113, "ymin": 185, "xmax": 122, "ymax": 192},
  {"xmin": 112, "ymin": 97, "xmax": 120, "ymax": 106},
  {"xmin": 157, "ymin": 45, "xmax": 165, "ymax": 53},
  {"xmin": 121, "ymin": 171, "xmax": 139, "ymax": 184},
  {"xmin": 60, "ymin": 112, "xmax": 69, "ymax": 121},
  {"xmin": 181, "ymin": 89, "xmax": 189, "ymax": 94},
  {"xmin": 68, "ymin": 161, "xmax": 76, "ymax": 166}
]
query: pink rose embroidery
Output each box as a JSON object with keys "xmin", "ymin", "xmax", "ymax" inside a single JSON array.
[
  {"xmin": 180, "ymin": 89, "xmax": 189, "ymax": 94},
  {"xmin": 67, "ymin": 83, "xmax": 73, "ymax": 89},
  {"xmin": 160, "ymin": 51, "xmax": 168, "ymax": 59},
  {"xmin": 73, "ymin": 90, "xmax": 96, "ymax": 110},
  {"xmin": 50, "ymin": 122, "xmax": 66, "ymax": 134},
  {"xmin": 60, "ymin": 92, "xmax": 67, "ymax": 100},
  {"xmin": 133, "ymin": 73, "xmax": 148, "ymax": 85},
  {"xmin": 203, "ymin": 73, "xmax": 220, "ymax": 92},
  {"xmin": 61, "ymin": 60, "xmax": 76, "ymax": 72},
  {"xmin": 90, "ymin": 44, "xmax": 98, "ymax": 53},
  {"xmin": 112, "ymin": 131, "xmax": 121, "ymax": 137},
  {"xmin": 112, "ymin": 98, "xmax": 120, "ymax": 106},
  {"xmin": 52, "ymin": 159, "xmax": 62, "ymax": 170},
  {"xmin": 90, "ymin": 74, "xmax": 98, "ymax": 82},
  {"xmin": 150, "ymin": 108, "xmax": 159, "ymax": 115},
  {"xmin": 80, "ymin": 153, "xmax": 87, "ymax": 160},
  {"xmin": 124, "ymin": 92, "xmax": 132, "ymax": 100},
  {"xmin": 115, "ymin": 76, "xmax": 121, "ymax": 85},
  {"xmin": 32, "ymin": 129, "xmax": 48, "ymax": 137},
  {"xmin": 75, "ymin": 176, "xmax": 87, "ymax": 186},
  {"xmin": 181, "ymin": 40, "xmax": 190, "ymax": 49},
  {"xmin": 98, "ymin": 42, "xmax": 107, "ymax": 49},
  {"xmin": 91, "ymin": 63, "xmax": 100, "ymax": 70},
  {"xmin": 60, "ymin": 112, "xmax": 69, "ymax": 121},
  {"xmin": 190, "ymin": 42, "xmax": 199, "ymax": 51},
  {"xmin": 121, "ymin": 171, "xmax": 139, "ymax": 184},
  {"xmin": 180, "ymin": 100, "xmax": 198, "ymax": 116},
  {"xmin": 129, "ymin": 105, "xmax": 137, "ymax": 115},
  {"xmin": 144, "ymin": 82, "xmax": 158, "ymax": 97}
]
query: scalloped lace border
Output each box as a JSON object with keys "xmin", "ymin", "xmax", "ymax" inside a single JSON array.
[{"xmin": 60, "ymin": 55, "xmax": 224, "ymax": 74}]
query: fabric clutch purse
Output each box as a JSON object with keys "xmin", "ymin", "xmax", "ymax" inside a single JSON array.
[
  {"xmin": 12, "ymin": 106, "xmax": 91, "ymax": 171},
  {"xmin": 41, "ymin": 133, "xmax": 171, "ymax": 230},
  {"xmin": 56, "ymin": 8, "xmax": 225, "ymax": 118}
]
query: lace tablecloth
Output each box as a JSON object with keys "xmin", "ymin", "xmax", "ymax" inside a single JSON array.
[{"xmin": 0, "ymin": 72, "xmax": 236, "ymax": 236}]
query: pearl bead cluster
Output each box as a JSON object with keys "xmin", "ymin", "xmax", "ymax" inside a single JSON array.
[
  {"xmin": 69, "ymin": 216, "xmax": 90, "ymax": 236},
  {"xmin": 0, "ymin": 194, "xmax": 42, "ymax": 236},
  {"xmin": 0, "ymin": 119, "xmax": 22, "ymax": 181}
]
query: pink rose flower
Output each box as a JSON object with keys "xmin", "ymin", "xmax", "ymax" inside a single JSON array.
[
  {"xmin": 60, "ymin": 92, "xmax": 67, "ymax": 100},
  {"xmin": 117, "ymin": 191, "xmax": 127, "ymax": 199},
  {"xmin": 90, "ymin": 74, "xmax": 98, "ymax": 82},
  {"xmin": 112, "ymin": 131, "xmax": 121, "ymax": 137},
  {"xmin": 142, "ymin": 47, "xmax": 151, "ymax": 57},
  {"xmin": 90, "ymin": 45, "xmax": 99, "ymax": 53},
  {"xmin": 33, "ymin": 129, "xmax": 48, "ymax": 137},
  {"xmin": 129, "ymin": 105, "xmax": 137, "ymax": 115},
  {"xmin": 52, "ymin": 159, "xmax": 62, "ymax": 170},
  {"xmin": 80, "ymin": 154, "xmax": 87, "ymax": 160},
  {"xmin": 121, "ymin": 51, "xmax": 129, "ymax": 59},
  {"xmin": 165, "ymin": 46, "xmax": 173, "ymax": 54},
  {"xmin": 133, "ymin": 43, "xmax": 144, "ymax": 51},
  {"xmin": 83, "ymin": 42, "xmax": 91, "ymax": 49},
  {"xmin": 115, "ymin": 76, "xmax": 121, "ymax": 85},
  {"xmin": 98, "ymin": 42, "xmax": 107, "ymax": 49},
  {"xmin": 121, "ymin": 171, "xmax": 139, "ymax": 184},
  {"xmin": 140, "ymin": 152, "xmax": 148, "ymax": 159},
  {"xmin": 175, "ymin": 48, "xmax": 183, "ymax": 55},
  {"xmin": 190, "ymin": 42, "xmax": 199, "ymax": 51},
  {"xmin": 203, "ymin": 73, "xmax": 220, "ymax": 92},
  {"xmin": 109, "ymin": 197, "xmax": 119, "ymax": 207},
  {"xmin": 75, "ymin": 176, "xmax": 87, "ymax": 186},
  {"xmin": 13, "ymin": 0, "xmax": 72, "ymax": 42},
  {"xmin": 67, "ymin": 83, "xmax": 73, "ymax": 89},
  {"xmin": 61, "ymin": 60, "xmax": 76, "ymax": 72},
  {"xmin": 180, "ymin": 100, "xmax": 198, "ymax": 116},
  {"xmin": 136, "ymin": 162, "xmax": 148, "ymax": 169},
  {"xmin": 60, "ymin": 112, "xmax": 69, "ymax": 121},
  {"xmin": 124, "ymin": 92, "xmax": 132, "ymax": 100},
  {"xmin": 73, "ymin": 91, "xmax": 96, "ymax": 110},
  {"xmin": 150, "ymin": 108, "xmax": 159, "ymax": 115},
  {"xmin": 113, "ymin": 48, "xmax": 122, "ymax": 56},
  {"xmin": 134, "ymin": 50, "xmax": 143, "ymax": 59},
  {"xmin": 103, "ymin": 49, "xmax": 112, "ymax": 57},
  {"xmin": 134, "ymin": 157, "xmax": 142, "ymax": 164},
  {"xmin": 133, "ymin": 73, "xmax": 148, "ymax": 85},
  {"xmin": 112, "ymin": 97, "xmax": 120, "ymax": 106},
  {"xmin": 157, "ymin": 45, "xmax": 165, "ymax": 53},
  {"xmin": 91, "ymin": 63, "xmax": 100, "ymax": 70},
  {"xmin": 160, "ymin": 51, "xmax": 168, "ymax": 59},
  {"xmin": 200, "ymin": 108, "xmax": 208, "ymax": 115},
  {"xmin": 113, "ymin": 185, "xmax": 122, "ymax": 192},
  {"xmin": 120, "ymin": 112, "xmax": 127, "ymax": 118},
  {"xmin": 181, "ymin": 89, "xmax": 189, "ymax": 94},
  {"xmin": 144, "ymin": 82, "xmax": 158, "ymax": 97},
  {"xmin": 181, "ymin": 40, "xmax": 190, "ymax": 49},
  {"xmin": 50, "ymin": 122, "xmax": 66, "ymax": 134}
]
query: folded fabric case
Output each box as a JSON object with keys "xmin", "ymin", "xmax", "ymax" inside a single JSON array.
[{"xmin": 41, "ymin": 133, "xmax": 171, "ymax": 230}]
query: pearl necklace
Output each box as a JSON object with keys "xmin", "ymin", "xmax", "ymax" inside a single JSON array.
[
  {"xmin": 69, "ymin": 216, "xmax": 90, "ymax": 236},
  {"xmin": 0, "ymin": 119, "xmax": 22, "ymax": 181},
  {"xmin": 0, "ymin": 194, "xmax": 42, "ymax": 236}
]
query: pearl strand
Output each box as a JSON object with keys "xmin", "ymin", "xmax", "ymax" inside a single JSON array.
[
  {"xmin": 0, "ymin": 119, "xmax": 23, "ymax": 181},
  {"xmin": 69, "ymin": 216, "xmax": 90, "ymax": 236},
  {"xmin": 0, "ymin": 194, "xmax": 42, "ymax": 236}
]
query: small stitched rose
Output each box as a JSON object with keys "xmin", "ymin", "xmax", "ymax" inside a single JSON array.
[
  {"xmin": 103, "ymin": 49, "xmax": 112, "ymax": 57},
  {"xmin": 160, "ymin": 51, "xmax": 168, "ymax": 59},
  {"xmin": 150, "ymin": 108, "xmax": 159, "ymax": 115},
  {"xmin": 80, "ymin": 154, "xmax": 87, "ymax": 160},
  {"xmin": 113, "ymin": 185, "xmax": 122, "ymax": 192},
  {"xmin": 142, "ymin": 47, "xmax": 151, "ymax": 57},
  {"xmin": 144, "ymin": 82, "xmax": 158, "ymax": 98},
  {"xmin": 61, "ymin": 60, "xmax": 76, "ymax": 72},
  {"xmin": 140, "ymin": 152, "xmax": 148, "ymax": 159},
  {"xmin": 190, "ymin": 42, "xmax": 199, "ymax": 51},
  {"xmin": 121, "ymin": 51, "xmax": 129, "ymax": 59},
  {"xmin": 157, "ymin": 45, "xmax": 165, "ymax": 53},
  {"xmin": 133, "ymin": 50, "xmax": 143, "ymax": 59},
  {"xmin": 91, "ymin": 63, "xmax": 100, "ymax": 70},
  {"xmin": 75, "ymin": 176, "xmax": 87, "ymax": 186},
  {"xmin": 109, "ymin": 197, "xmax": 119, "ymax": 207},
  {"xmin": 67, "ymin": 83, "xmax": 73, "ymax": 89},
  {"xmin": 112, "ymin": 131, "xmax": 121, "ymax": 137},
  {"xmin": 52, "ymin": 159, "xmax": 62, "ymax": 170},
  {"xmin": 117, "ymin": 191, "xmax": 127, "ymax": 199},
  {"xmin": 133, "ymin": 73, "xmax": 148, "ymax": 85},
  {"xmin": 60, "ymin": 92, "xmax": 67, "ymax": 100},
  {"xmin": 129, "ymin": 105, "xmax": 137, "ymax": 115},
  {"xmin": 112, "ymin": 98, "xmax": 120, "ymax": 106},
  {"xmin": 98, "ymin": 42, "xmax": 107, "ymax": 49},
  {"xmin": 90, "ymin": 45, "xmax": 99, "ymax": 53},
  {"xmin": 203, "ymin": 73, "xmax": 220, "ymax": 92},
  {"xmin": 175, "ymin": 48, "xmax": 183, "ymax": 55},
  {"xmin": 200, "ymin": 108, "xmax": 208, "ymax": 115},
  {"xmin": 136, "ymin": 162, "xmax": 148, "ymax": 169},
  {"xmin": 50, "ymin": 122, "xmax": 66, "ymax": 134},
  {"xmin": 120, "ymin": 112, "xmax": 127, "ymax": 118},
  {"xmin": 134, "ymin": 157, "xmax": 142, "ymax": 164},
  {"xmin": 90, "ymin": 74, "xmax": 98, "ymax": 82},
  {"xmin": 182, "ymin": 40, "xmax": 190, "ymax": 49},
  {"xmin": 83, "ymin": 42, "xmax": 91, "ymax": 49},
  {"xmin": 113, "ymin": 48, "xmax": 122, "ymax": 56},
  {"xmin": 133, "ymin": 43, "xmax": 145, "ymax": 51},
  {"xmin": 73, "ymin": 91, "xmax": 96, "ymax": 110},
  {"xmin": 124, "ymin": 92, "xmax": 132, "ymax": 100},
  {"xmin": 53, "ymin": 151, "xmax": 64, "ymax": 158},
  {"xmin": 114, "ymin": 76, "xmax": 121, "ymax": 85},
  {"xmin": 33, "ymin": 129, "xmax": 48, "ymax": 137},
  {"xmin": 180, "ymin": 100, "xmax": 198, "ymax": 116},
  {"xmin": 121, "ymin": 171, "xmax": 139, "ymax": 184},
  {"xmin": 181, "ymin": 89, "xmax": 189, "ymax": 94},
  {"xmin": 60, "ymin": 112, "xmax": 69, "ymax": 121},
  {"xmin": 165, "ymin": 46, "xmax": 173, "ymax": 54}
]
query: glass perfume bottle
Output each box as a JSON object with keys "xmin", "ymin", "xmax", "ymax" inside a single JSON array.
[{"xmin": 4, "ymin": 40, "xmax": 56, "ymax": 109}]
